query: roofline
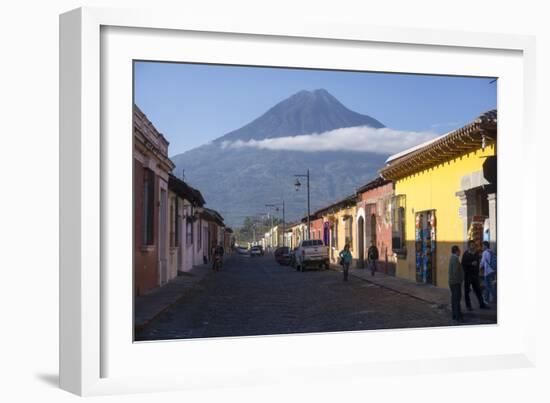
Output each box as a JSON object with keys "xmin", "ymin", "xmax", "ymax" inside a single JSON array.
[
  {"xmin": 311, "ymin": 194, "xmax": 357, "ymax": 217},
  {"xmin": 380, "ymin": 109, "xmax": 497, "ymax": 180},
  {"xmin": 133, "ymin": 104, "xmax": 171, "ymax": 146},
  {"xmin": 168, "ymin": 174, "xmax": 206, "ymax": 206},
  {"xmin": 356, "ymin": 176, "xmax": 392, "ymax": 194}
]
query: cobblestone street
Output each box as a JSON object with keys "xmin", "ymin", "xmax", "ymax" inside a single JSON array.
[{"xmin": 136, "ymin": 253, "xmax": 496, "ymax": 341}]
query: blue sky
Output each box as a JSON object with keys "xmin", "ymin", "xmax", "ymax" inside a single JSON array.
[{"xmin": 134, "ymin": 61, "xmax": 497, "ymax": 157}]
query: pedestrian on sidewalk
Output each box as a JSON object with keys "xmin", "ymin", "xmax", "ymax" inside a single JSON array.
[
  {"xmin": 448, "ymin": 245, "xmax": 464, "ymax": 323},
  {"xmin": 367, "ymin": 240, "xmax": 379, "ymax": 276},
  {"xmin": 480, "ymin": 241, "xmax": 497, "ymax": 305},
  {"xmin": 462, "ymin": 240, "xmax": 488, "ymax": 311},
  {"xmin": 339, "ymin": 243, "xmax": 352, "ymax": 282}
]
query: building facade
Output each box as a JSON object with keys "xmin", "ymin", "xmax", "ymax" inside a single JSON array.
[
  {"xmin": 380, "ymin": 110, "xmax": 497, "ymax": 287},
  {"xmin": 168, "ymin": 174, "xmax": 207, "ymax": 274},
  {"xmin": 355, "ymin": 177, "xmax": 396, "ymax": 274},
  {"xmin": 289, "ymin": 222, "xmax": 306, "ymax": 249},
  {"xmin": 201, "ymin": 208, "xmax": 225, "ymax": 262},
  {"xmin": 308, "ymin": 216, "xmax": 324, "ymax": 242},
  {"xmin": 316, "ymin": 195, "xmax": 357, "ymax": 265},
  {"xmin": 133, "ymin": 105, "xmax": 175, "ymax": 296}
]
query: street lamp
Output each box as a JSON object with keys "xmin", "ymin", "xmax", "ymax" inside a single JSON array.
[
  {"xmin": 294, "ymin": 169, "xmax": 310, "ymax": 240},
  {"xmin": 266, "ymin": 201, "xmax": 285, "ymax": 247}
]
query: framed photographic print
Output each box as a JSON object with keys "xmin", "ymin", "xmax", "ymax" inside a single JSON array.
[{"xmin": 60, "ymin": 6, "xmax": 537, "ymax": 396}]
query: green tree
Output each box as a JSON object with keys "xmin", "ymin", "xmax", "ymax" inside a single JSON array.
[{"xmin": 234, "ymin": 215, "xmax": 282, "ymax": 244}]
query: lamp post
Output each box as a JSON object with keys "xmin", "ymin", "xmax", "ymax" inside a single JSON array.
[
  {"xmin": 294, "ymin": 169, "xmax": 310, "ymax": 240},
  {"xmin": 266, "ymin": 201, "xmax": 285, "ymax": 247}
]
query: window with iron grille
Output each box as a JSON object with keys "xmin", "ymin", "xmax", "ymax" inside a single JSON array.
[
  {"xmin": 331, "ymin": 221, "xmax": 338, "ymax": 249},
  {"xmin": 344, "ymin": 216, "xmax": 353, "ymax": 248},
  {"xmin": 142, "ymin": 168, "xmax": 155, "ymax": 246}
]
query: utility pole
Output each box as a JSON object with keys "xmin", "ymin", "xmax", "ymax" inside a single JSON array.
[
  {"xmin": 282, "ymin": 200, "xmax": 285, "ymax": 247},
  {"xmin": 270, "ymin": 212, "xmax": 274, "ymax": 248},
  {"xmin": 294, "ymin": 169, "xmax": 310, "ymax": 240}
]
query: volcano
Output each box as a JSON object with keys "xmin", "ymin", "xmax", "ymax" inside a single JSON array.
[{"xmin": 169, "ymin": 89, "xmax": 388, "ymax": 228}]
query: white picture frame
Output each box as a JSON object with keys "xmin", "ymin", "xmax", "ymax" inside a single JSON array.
[{"xmin": 60, "ymin": 6, "xmax": 537, "ymax": 396}]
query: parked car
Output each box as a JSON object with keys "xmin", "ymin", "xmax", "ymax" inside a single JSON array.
[
  {"xmin": 295, "ymin": 239, "xmax": 329, "ymax": 271},
  {"xmin": 250, "ymin": 245, "xmax": 263, "ymax": 257},
  {"xmin": 274, "ymin": 246, "xmax": 291, "ymax": 265},
  {"xmin": 236, "ymin": 246, "xmax": 249, "ymax": 255}
]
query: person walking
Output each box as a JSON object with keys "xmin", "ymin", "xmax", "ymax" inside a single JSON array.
[
  {"xmin": 448, "ymin": 245, "xmax": 464, "ymax": 323},
  {"xmin": 212, "ymin": 242, "xmax": 224, "ymax": 271},
  {"xmin": 462, "ymin": 240, "xmax": 488, "ymax": 310},
  {"xmin": 367, "ymin": 240, "xmax": 379, "ymax": 276},
  {"xmin": 339, "ymin": 243, "xmax": 353, "ymax": 282},
  {"xmin": 480, "ymin": 241, "xmax": 497, "ymax": 305}
]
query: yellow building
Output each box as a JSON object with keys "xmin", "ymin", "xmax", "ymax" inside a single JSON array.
[
  {"xmin": 288, "ymin": 222, "xmax": 306, "ymax": 249},
  {"xmin": 379, "ymin": 110, "xmax": 497, "ymax": 288},
  {"xmin": 316, "ymin": 195, "xmax": 358, "ymax": 265}
]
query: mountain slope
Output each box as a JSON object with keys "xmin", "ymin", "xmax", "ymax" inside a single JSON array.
[
  {"xmin": 170, "ymin": 89, "xmax": 389, "ymax": 228},
  {"xmin": 214, "ymin": 89, "xmax": 384, "ymax": 144}
]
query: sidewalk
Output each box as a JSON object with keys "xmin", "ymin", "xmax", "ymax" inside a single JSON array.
[
  {"xmin": 134, "ymin": 263, "xmax": 213, "ymax": 332},
  {"xmin": 331, "ymin": 265, "xmax": 497, "ymax": 320}
]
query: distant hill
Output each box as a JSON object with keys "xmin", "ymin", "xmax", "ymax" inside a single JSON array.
[{"xmin": 170, "ymin": 89, "xmax": 389, "ymax": 228}]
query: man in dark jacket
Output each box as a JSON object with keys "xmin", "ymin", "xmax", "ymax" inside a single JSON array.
[
  {"xmin": 367, "ymin": 240, "xmax": 379, "ymax": 276},
  {"xmin": 462, "ymin": 240, "xmax": 488, "ymax": 311},
  {"xmin": 449, "ymin": 245, "xmax": 464, "ymax": 323}
]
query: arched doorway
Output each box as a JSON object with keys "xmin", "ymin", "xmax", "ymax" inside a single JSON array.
[{"xmin": 357, "ymin": 216, "xmax": 364, "ymax": 268}]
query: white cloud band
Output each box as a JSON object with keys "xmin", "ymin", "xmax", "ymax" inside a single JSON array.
[{"xmin": 220, "ymin": 126, "xmax": 439, "ymax": 154}]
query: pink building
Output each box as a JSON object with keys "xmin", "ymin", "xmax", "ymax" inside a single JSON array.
[
  {"xmin": 355, "ymin": 177, "xmax": 396, "ymax": 274},
  {"xmin": 133, "ymin": 105, "xmax": 175, "ymax": 295}
]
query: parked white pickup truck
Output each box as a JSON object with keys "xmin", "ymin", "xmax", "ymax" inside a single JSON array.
[{"xmin": 294, "ymin": 239, "xmax": 329, "ymax": 272}]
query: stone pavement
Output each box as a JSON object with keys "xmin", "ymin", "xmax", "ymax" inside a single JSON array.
[
  {"xmin": 136, "ymin": 253, "xmax": 471, "ymax": 341},
  {"xmin": 134, "ymin": 263, "xmax": 214, "ymax": 332},
  {"xmin": 332, "ymin": 265, "xmax": 497, "ymax": 320},
  {"xmin": 135, "ymin": 256, "xmax": 496, "ymax": 337}
]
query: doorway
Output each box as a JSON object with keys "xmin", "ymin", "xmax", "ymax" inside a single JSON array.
[
  {"xmin": 370, "ymin": 213, "xmax": 377, "ymax": 245},
  {"xmin": 357, "ymin": 216, "xmax": 364, "ymax": 268},
  {"xmin": 415, "ymin": 210, "xmax": 437, "ymax": 285}
]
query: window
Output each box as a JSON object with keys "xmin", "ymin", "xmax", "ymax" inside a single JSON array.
[
  {"xmin": 186, "ymin": 217, "xmax": 194, "ymax": 246},
  {"xmin": 391, "ymin": 195, "xmax": 406, "ymax": 255},
  {"xmin": 142, "ymin": 168, "xmax": 155, "ymax": 245},
  {"xmin": 169, "ymin": 202, "xmax": 175, "ymax": 248},
  {"xmin": 344, "ymin": 216, "xmax": 353, "ymax": 247},
  {"xmin": 331, "ymin": 221, "xmax": 338, "ymax": 249}
]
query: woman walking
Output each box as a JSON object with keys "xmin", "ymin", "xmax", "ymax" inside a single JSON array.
[{"xmin": 339, "ymin": 243, "xmax": 353, "ymax": 282}]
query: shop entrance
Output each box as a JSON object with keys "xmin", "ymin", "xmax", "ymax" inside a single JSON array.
[
  {"xmin": 415, "ymin": 210, "xmax": 437, "ymax": 285},
  {"xmin": 468, "ymin": 187, "xmax": 490, "ymax": 249}
]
